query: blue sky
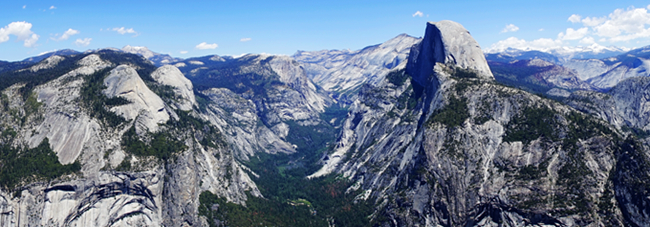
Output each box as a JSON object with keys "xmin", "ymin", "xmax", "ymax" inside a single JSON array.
[{"xmin": 1, "ymin": 0, "xmax": 650, "ymax": 61}]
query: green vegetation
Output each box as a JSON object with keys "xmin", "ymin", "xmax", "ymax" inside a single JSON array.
[
  {"xmin": 96, "ymin": 50, "xmax": 157, "ymax": 81},
  {"xmin": 503, "ymin": 106, "xmax": 558, "ymax": 144},
  {"xmin": 0, "ymin": 54, "xmax": 86, "ymax": 100},
  {"xmin": 199, "ymin": 168, "xmax": 374, "ymax": 227},
  {"xmin": 489, "ymin": 61, "xmax": 555, "ymax": 95},
  {"xmin": 428, "ymin": 95, "xmax": 469, "ymax": 128},
  {"xmin": 79, "ymin": 68, "xmax": 129, "ymax": 127},
  {"xmin": 450, "ymin": 67, "xmax": 480, "ymax": 79},
  {"xmin": 121, "ymin": 126, "xmax": 186, "ymax": 161},
  {"xmin": 319, "ymin": 104, "xmax": 349, "ymax": 127},
  {"xmin": 553, "ymin": 112, "xmax": 615, "ymax": 216},
  {"xmin": 199, "ymin": 191, "xmax": 322, "ymax": 227},
  {"xmin": 386, "ymin": 69, "xmax": 409, "ymax": 87},
  {"xmin": 188, "ymin": 56, "xmax": 283, "ymax": 96},
  {"xmin": 0, "ymin": 138, "xmax": 80, "ymax": 189},
  {"xmin": 172, "ymin": 110, "xmax": 227, "ymax": 149},
  {"xmin": 515, "ymin": 160, "xmax": 549, "ymax": 181},
  {"xmin": 563, "ymin": 112, "xmax": 614, "ymax": 150}
]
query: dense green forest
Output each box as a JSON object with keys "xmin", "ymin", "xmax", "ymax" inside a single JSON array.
[
  {"xmin": 0, "ymin": 139, "xmax": 80, "ymax": 189},
  {"xmin": 198, "ymin": 102, "xmax": 376, "ymax": 226}
]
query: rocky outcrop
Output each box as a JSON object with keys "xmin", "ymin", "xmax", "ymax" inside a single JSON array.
[
  {"xmin": 0, "ymin": 51, "xmax": 260, "ymax": 227},
  {"xmin": 566, "ymin": 76, "xmax": 650, "ymax": 132},
  {"xmin": 177, "ymin": 54, "xmax": 334, "ymax": 158},
  {"xmin": 407, "ymin": 20, "xmax": 493, "ymax": 87},
  {"xmin": 151, "ymin": 65, "xmax": 196, "ymax": 111},
  {"xmin": 313, "ymin": 20, "xmax": 648, "ymax": 226},
  {"xmin": 28, "ymin": 55, "xmax": 65, "ymax": 72},
  {"xmin": 293, "ymin": 34, "xmax": 420, "ymax": 102},
  {"xmin": 103, "ymin": 65, "xmax": 170, "ymax": 133}
]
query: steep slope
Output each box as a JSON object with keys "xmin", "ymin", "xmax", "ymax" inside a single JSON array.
[
  {"xmin": 294, "ymin": 34, "xmax": 420, "ymax": 102},
  {"xmin": 561, "ymin": 46, "xmax": 650, "ymax": 89},
  {"xmin": 313, "ymin": 20, "xmax": 650, "ymax": 226},
  {"xmin": 0, "ymin": 50, "xmax": 259, "ymax": 226},
  {"xmin": 489, "ymin": 59, "xmax": 597, "ymax": 97},
  {"xmin": 566, "ymin": 76, "xmax": 650, "ymax": 133},
  {"xmin": 176, "ymin": 54, "xmax": 335, "ymax": 159}
]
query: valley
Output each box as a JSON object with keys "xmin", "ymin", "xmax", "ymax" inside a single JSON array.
[{"xmin": 0, "ymin": 19, "xmax": 649, "ymax": 226}]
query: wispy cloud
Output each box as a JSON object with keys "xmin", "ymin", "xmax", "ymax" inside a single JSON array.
[
  {"xmin": 196, "ymin": 42, "xmax": 218, "ymax": 49},
  {"xmin": 180, "ymin": 50, "xmax": 188, "ymax": 54},
  {"xmin": 52, "ymin": 28, "xmax": 79, "ymax": 41},
  {"xmin": 74, "ymin": 38, "xmax": 91, "ymax": 47},
  {"xmin": 112, "ymin": 27, "xmax": 138, "ymax": 36},
  {"xmin": 0, "ymin": 21, "xmax": 39, "ymax": 47},
  {"xmin": 49, "ymin": 6, "xmax": 56, "ymax": 10},
  {"xmin": 500, "ymin": 24, "xmax": 519, "ymax": 33},
  {"xmin": 240, "ymin": 37, "xmax": 252, "ymax": 42},
  {"xmin": 22, "ymin": 5, "xmax": 26, "ymax": 9},
  {"xmin": 412, "ymin": 11, "xmax": 423, "ymax": 17}
]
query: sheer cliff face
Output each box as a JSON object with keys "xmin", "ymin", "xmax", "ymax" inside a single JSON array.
[
  {"xmin": 407, "ymin": 21, "xmax": 493, "ymax": 88},
  {"xmin": 316, "ymin": 21, "xmax": 650, "ymax": 226}
]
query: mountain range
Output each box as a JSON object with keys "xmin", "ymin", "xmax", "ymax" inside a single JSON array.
[{"xmin": 0, "ymin": 20, "xmax": 649, "ymax": 226}]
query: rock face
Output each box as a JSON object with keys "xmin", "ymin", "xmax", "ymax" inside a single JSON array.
[
  {"xmin": 566, "ymin": 76, "xmax": 650, "ymax": 132},
  {"xmin": 103, "ymin": 65, "xmax": 170, "ymax": 133},
  {"xmin": 150, "ymin": 65, "xmax": 196, "ymax": 111},
  {"xmin": 407, "ymin": 20, "xmax": 493, "ymax": 87},
  {"xmin": 0, "ymin": 50, "xmax": 259, "ymax": 227},
  {"xmin": 313, "ymin": 21, "xmax": 650, "ymax": 226},
  {"xmin": 488, "ymin": 59, "xmax": 597, "ymax": 94},
  {"xmin": 177, "ymin": 54, "xmax": 334, "ymax": 159},
  {"xmin": 293, "ymin": 34, "xmax": 420, "ymax": 102}
]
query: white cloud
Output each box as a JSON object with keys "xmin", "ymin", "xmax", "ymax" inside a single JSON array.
[
  {"xmin": 586, "ymin": 6, "xmax": 650, "ymax": 42},
  {"xmin": 412, "ymin": 11, "xmax": 423, "ymax": 17},
  {"xmin": 491, "ymin": 5, "xmax": 650, "ymax": 52},
  {"xmin": 22, "ymin": 5, "xmax": 26, "ymax": 9},
  {"xmin": 500, "ymin": 24, "xmax": 519, "ymax": 33},
  {"xmin": 558, "ymin": 27, "xmax": 588, "ymax": 40},
  {"xmin": 196, "ymin": 42, "xmax": 218, "ymax": 50},
  {"xmin": 568, "ymin": 14, "xmax": 582, "ymax": 23},
  {"xmin": 74, "ymin": 38, "xmax": 91, "ymax": 47},
  {"xmin": 180, "ymin": 50, "xmax": 188, "ymax": 54},
  {"xmin": 0, "ymin": 21, "xmax": 39, "ymax": 47},
  {"xmin": 579, "ymin": 36, "xmax": 596, "ymax": 45},
  {"xmin": 49, "ymin": 6, "xmax": 56, "ymax": 10},
  {"xmin": 52, "ymin": 28, "xmax": 79, "ymax": 41},
  {"xmin": 539, "ymin": 28, "xmax": 544, "ymax": 31},
  {"xmin": 240, "ymin": 37, "xmax": 251, "ymax": 42},
  {"xmin": 112, "ymin": 27, "xmax": 138, "ymax": 36},
  {"xmin": 581, "ymin": 17, "xmax": 606, "ymax": 27},
  {"xmin": 486, "ymin": 37, "xmax": 563, "ymax": 53}
]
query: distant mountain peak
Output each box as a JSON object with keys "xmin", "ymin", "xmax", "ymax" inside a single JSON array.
[
  {"xmin": 120, "ymin": 45, "xmax": 183, "ymax": 66},
  {"xmin": 122, "ymin": 45, "xmax": 156, "ymax": 59},
  {"xmin": 486, "ymin": 44, "xmax": 631, "ymax": 61}
]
